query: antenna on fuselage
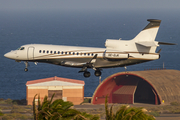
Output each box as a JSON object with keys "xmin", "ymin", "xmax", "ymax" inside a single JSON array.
[
  {"xmin": 99, "ymin": 76, "xmax": 101, "ymax": 84},
  {"xmin": 124, "ymin": 66, "xmax": 127, "ymax": 72}
]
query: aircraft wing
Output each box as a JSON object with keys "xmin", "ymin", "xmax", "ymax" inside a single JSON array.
[
  {"xmin": 60, "ymin": 54, "xmax": 98, "ymax": 72},
  {"xmin": 79, "ymin": 54, "xmax": 98, "ymax": 72},
  {"xmin": 61, "ymin": 61, "xmax": 87, "ymax": 67}
]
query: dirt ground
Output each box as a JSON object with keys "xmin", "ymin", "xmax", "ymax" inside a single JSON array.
[
  {"xmin": 156, "ymin": 114, "xmax": 180, "ymax": 120},
  {"xmin": 74, "ymin": 103, "xmax": 180, "ymax": 120}
]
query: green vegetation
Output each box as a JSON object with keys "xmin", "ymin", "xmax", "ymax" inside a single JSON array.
[
  {"xmin": 0, "ymin": 109, "xmax": 3, "ymax": 116},
  {"xmin": 1, "ymin": 97, "xmax": 180, "ymax": 120},
  {"xmin": 33, "ymin": 94, "xmax": 99, "ymax": 120},
  {"xmin": 105, "ymin": 96, "xmax": 155, "ymax": 120},
  {"xmin": 170, "ymin": 101, "xmax": 180, "ymax": 106},
  {"xmin": 1, "ymin": 113, "xmax": 33, "ymax": 120},
  {"xmin": 0, "ymin": 98, "xmax": 33, "ymax": 120}
]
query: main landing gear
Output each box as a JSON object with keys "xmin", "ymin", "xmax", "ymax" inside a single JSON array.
[
  {"xmin": 83, "ymin": 69, "xmax": 102, "ymax": 78},
  {"xmin": 84, "ymin": 71, "xmax": 91, "ymax": 78}
]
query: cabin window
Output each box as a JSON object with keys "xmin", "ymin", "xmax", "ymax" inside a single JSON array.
[
  {"xmin": 58, "ymin": 51, "xmax": 60, "ymax": 54},
  {"xmin": 50, "ymin": 51, "xmax": 53, "ymax": 54},
  {"xmin": 69, "ymin": 52, "xmax": 71, "ymax": 55},
  {"xmin": 92, "ymin": 53, "xmax": 94, "ymax": 56},
  {"xmin": 61, "ymin": 51, "xmax": 64, "ymax": 54},
  {"xmin": 47, "ymin": 51, "xmax": 49, "ymax": 53},
  {"xmin": 17, "ymin": 47, "xmax": 25, "ymax": 50},
  {"xmin": 77, "ymin": 52, "xmax": 79, "ymax": 55},
  {"xmin": 54, "ymin": 51, "xmax": 56, "ymax": 54},
  {"xmin": 84, "ymin": 53, "xmax": 86, "ymax": 55},
  {"xmin": 39, "ymin": 50, "xmax": 41, "ymax": 53},
  {"xmin": 20, "ymin": 47, "xmax": 25, "ymax": 50},
  {"xmin": 88, "ymin": 53, "xmax": 90, "ymax": 56},
  {"xmin": 65, "ymin": 52, "xmax": 67, "ymax": 54},
  {"xmin": 73, "ymin": 52, "xmax": 75, "ymax": 55},
  {"xmin": 43, "ymin": 50, "xmax": 45, "ymax": 53}
]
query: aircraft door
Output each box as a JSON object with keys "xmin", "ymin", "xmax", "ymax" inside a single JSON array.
[{"xmin": 27, "ymin": 47, "xmax": 34, "ymax": 60}]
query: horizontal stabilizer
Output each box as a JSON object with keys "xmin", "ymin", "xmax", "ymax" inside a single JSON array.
[
  {"xmin": 135, "ymin": 41, "xmax": 158, "ymax": 47},
  {"xmin": 158, "ymin": 42, "xmax": 176, "ymax": 45}
]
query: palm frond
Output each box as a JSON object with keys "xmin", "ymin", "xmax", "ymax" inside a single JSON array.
[{"xmin": 33, "ymin": 94, "xmax": 38, "ymax": 120}]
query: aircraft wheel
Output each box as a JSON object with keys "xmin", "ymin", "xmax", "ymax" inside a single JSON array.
[
  {"xmin": 24, "ymin": 68, "xmax": 28, "ymax": 72},
  {"xmin": 94, "ymin": 70, "xmax": 101, "ymax": 77},
  {"xmin": 84, "ymin": 71, "xmax": 91, "ymax": 78}
]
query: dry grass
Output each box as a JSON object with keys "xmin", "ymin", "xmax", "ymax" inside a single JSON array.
[
  {"xmin": 1, "ymin": 98, "xmax": 180, "ymax": 119},
  {"xmin": 0, "ymin": 98, "xmax": 33, "ymax": 120}
]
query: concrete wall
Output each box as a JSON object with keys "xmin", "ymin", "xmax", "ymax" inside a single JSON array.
[{"xmin": 27, "ymin": 86, "xmax": 84, "ymax": 105}]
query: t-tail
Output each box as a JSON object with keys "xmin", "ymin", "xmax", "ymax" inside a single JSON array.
[
  {"xmin": 133, "ymin": 19, "xmax": 161, "ymax": 43},
  {"xmin": 133, "ymin": 19, "xmax": 175, "ymax": 53},
  {"xmin": 133, "ymin": 19, "xmax": 161, "ymax": 53},
  {"xmin": 105, "ymin": 19, "xmax": 175, "ymax": 54}
]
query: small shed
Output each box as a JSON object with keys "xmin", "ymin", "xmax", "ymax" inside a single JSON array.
[{"xmin": 26, "ymin": 76, "xmax": 85, "ymax": 105}]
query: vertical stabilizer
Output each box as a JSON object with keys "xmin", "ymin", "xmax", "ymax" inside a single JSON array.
[{"xmin": 133, "ymin": 19, "xmax": 161, "ymax": 42}]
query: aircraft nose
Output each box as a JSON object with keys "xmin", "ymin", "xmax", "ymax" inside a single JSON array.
[
  {"xmin": 4, "ymin": 51, "xmax": 16, "ymax": 60},
  {"xmin": 4, "ymin": 52, "xmax": 11, "ymax": 58}
]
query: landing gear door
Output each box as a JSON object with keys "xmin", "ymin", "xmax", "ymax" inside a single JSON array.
[{"xmin": 27, "ymin": 47, "xmax": 34, "ymax": 60}]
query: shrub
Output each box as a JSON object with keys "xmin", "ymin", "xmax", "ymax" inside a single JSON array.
[
  {"xmin": 2, "ymin": 113, "xmax": 30, "ymax": 120},
  {"xmin": 170, "ymin": 101, "xmax": 180, "ymax": 106},
  {"xmin": 11, "ymin": 105, "xmax": 27, "ymax": 113},
  {"xmin": 149, "ymin": 111, "xmax": 160, "ymax": 117},
  {"xmin": 80, "ymin": 98, "xmax": 91, "ymax": 104},
  {"xmin": 0, "ymin": 111, "xmax": 4, "ymax": 116},
  {"xmin": 5, "ymin": 98, "xmax": 13, "ymax": 104},
  {"xmin": 0, "ymin": 98, "xmax": 4, "ymax": 101}
]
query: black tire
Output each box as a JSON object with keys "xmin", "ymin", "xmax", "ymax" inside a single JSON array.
[
  {"xmin": 94, "ymin": 70, "xmax": 101, "ymax": 77},
  {"xmin": 84, "ymin": 71, "xmax": 91, "ymax": 78},
  {"xmin": 24, "ymin": 68, "xmax": 28, "ymax": 72}
]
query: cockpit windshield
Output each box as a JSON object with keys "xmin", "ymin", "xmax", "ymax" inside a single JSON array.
[{"xmin": 17, "ymin": 47, "xmax": 25, "ymax": 50}]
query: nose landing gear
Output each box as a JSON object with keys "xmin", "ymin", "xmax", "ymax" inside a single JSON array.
[{"xmin": 24, "ymin": 61, "xmax": 29, "ymax": 72}]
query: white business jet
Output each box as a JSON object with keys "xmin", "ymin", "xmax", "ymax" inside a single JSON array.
[{"xmin": 4, "ymin": 19, "xmax": 175, "ymax": 77}]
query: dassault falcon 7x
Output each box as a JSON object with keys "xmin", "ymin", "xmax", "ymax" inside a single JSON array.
[{"xmin": 4, "ymin": 19, "xmax": 175, "ymax": 77}]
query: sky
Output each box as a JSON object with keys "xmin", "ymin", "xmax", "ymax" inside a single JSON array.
[{"xmin": 0, "ymin": 0, "xmax": 180, "ymax": 12}]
